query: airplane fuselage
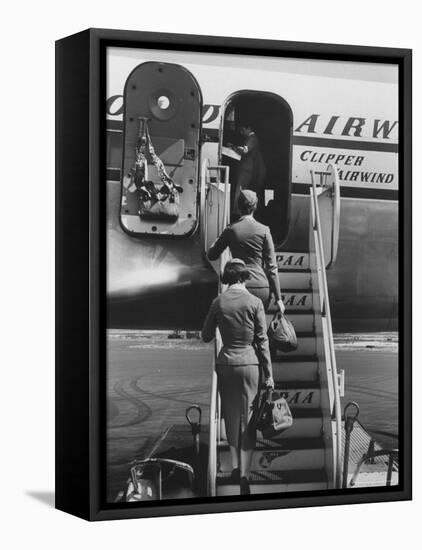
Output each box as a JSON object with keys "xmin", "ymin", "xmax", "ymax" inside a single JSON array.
[{"xmin": 106, "ymin": 48, "xmax": 398, "ymax": 332}]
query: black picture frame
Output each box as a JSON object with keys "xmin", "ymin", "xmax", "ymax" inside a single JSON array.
[{"xmin": 55, "ymin": 28, "xmax": 412, "ymax": 521}]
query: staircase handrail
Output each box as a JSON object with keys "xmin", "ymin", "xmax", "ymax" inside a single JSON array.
[
  {"xmin": 310, "ymin": 171, "xmax": 343, "ymax": 488},
  {"xmin": 206, "ymin": 164, "xmax": 230, "ymax": 496},
  {"xmin": 200, "ymin": 160, "xmax": 230, "ymax": 265},
  {"xmin": 330, "ymin": 165, "xmax": 341, "ymax": 267},
  {"xmin": 312, "ymin": 165, "xmax": 341, "ymax": 268}
]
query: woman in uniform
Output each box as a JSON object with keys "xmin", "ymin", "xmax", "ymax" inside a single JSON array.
[
  {"xmin": 201, "ymin": 259, "xmax": 274, "ymax": 495},
  {"xmin": 208, "ymin": 189, "xmax": 285, "ymax": 315}
]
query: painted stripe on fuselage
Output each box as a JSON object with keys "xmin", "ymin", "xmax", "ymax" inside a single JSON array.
[
  {"xmin": 293, "ymin": 135, "xmax": 398, "ymax": 153},
  {"xmin": 106, "ymin": 121, "xmax": 398, "ymax": 201},
  {"xmin": 292, "ymin": 184, "xmax": 398, "ymax": 201},
  {"xmin": 105, "ymin": 120, "xmax": 398, "ymax": 153},
  {"xmin": 105, "ymin": 172, "xmax": 398, "ymax": 201}
]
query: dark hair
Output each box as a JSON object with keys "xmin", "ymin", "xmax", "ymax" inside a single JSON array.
[
  {"xmin": 238, "ymin": 200, "xmax": 257, "ymax": 215},
  {"xmin": 221, "ymin": 260, "xmax": 250, "ymax": 285},
  {"xmin": 239, "ymin": 121, "xmax": 254, "ymax": 131},
  {"xmin": 237, "ymin": 192, "xmax": 258, "ymax": 215}
]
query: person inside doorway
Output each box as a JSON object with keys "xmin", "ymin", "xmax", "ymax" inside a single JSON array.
[{"xmin": 227, "ymin": 123, "xmax": 266, "ymax": 218}]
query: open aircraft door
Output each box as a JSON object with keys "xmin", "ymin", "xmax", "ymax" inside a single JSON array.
[
  {"xmin": 311, "ymin": 164, "xmax": 341, "ymax": 269},
  {"xmin": 120, "ymin": 62, "xmax": 203, "ymax": 237},
  {"xmin": 218, "ymin": 90, "xmax": 293, "ymax": 245}
]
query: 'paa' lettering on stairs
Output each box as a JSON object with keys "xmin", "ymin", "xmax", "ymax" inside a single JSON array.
[
  {"xmin": 279, "ymin": 391, "xmax": 315, "ymax": 404},
  {"xmin": 276, "ymin": 254, "xmax": 306, "ymax": 267},
  {"xmin": 259, "ymin": 451, "xmax": 290, "ymax": 469},
  {"xmin": 281, "ymin": 294, "xmax": 309, "ymax": 307}
]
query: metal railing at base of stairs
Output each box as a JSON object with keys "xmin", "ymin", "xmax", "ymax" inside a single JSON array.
[{"xmin": 342, "ymin": 401, "xmax": 399, "ymax": 488}]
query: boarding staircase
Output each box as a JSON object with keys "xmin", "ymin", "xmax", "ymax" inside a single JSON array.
[{"xmin": 201, "ymin": 162, "xmax": 343, "ymax": 495}]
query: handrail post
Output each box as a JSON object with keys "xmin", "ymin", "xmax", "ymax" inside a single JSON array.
[
  {"xmin": 350, "ymin": 446, "xmax": 398, "ymax": 487},
  {"xmin": 342, "ymin": 402, "xmax": 360, "ymax": 488},
  {"xmin": 367, "ymin": 439, "xmax": 375, "ymax": 464},
  {"xmin": 386, "ymin": 452, "xmax": 395, "ymax": 486}
]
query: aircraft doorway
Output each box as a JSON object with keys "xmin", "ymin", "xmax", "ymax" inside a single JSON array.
[{"xmin": 220, "ymin": 91, "xmax": 293, "ymax": 245}]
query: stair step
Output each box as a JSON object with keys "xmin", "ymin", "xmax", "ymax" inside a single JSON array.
[
  {"xmin": 272, "ymin": 354, "xmax": 317, "ymax": 363},
  {"xmin": 266, "ymin": 312, "xmax": 314, "ymax": 333},
  {"xmin": 269, "ymin": 336, "xmax": 316, "ymax": 357},
  {"xmin": 272, "ymin": 360, "xmax": 319, "ymax": 383},
  {"xmin": 279, "ymin": 271, "xmax": 311, "ymax": 290},
  {"xmin": 258, "ymin": 416, "xmax": 323, "ymax": 439},
  {"xmin": 268, "ymin": 292, "xmax": 313, "ymax": 312},
  {"xmin": 218, "ymin": 445, "xmax": 325, "ymax": 473},
  {"xmin": 216, "ymin": 469, "xmax": 328, "ymax": 495},
  {"xmin": 217, "ymin": 481, "xmax": 329, "ymax": 495},
  {"xmin": 218, "ymin": 411, "xmax": 324, "ymax": 443},
  {"xmin": 219, "ymin": 437, "xmax": 324, "ymax": 451},
  {"xmin": 254, "ymin": 437, "xmax": 324, "ymax": 450},
  {"xmin": 276, "ymin": 252, "xmax": 309, "ymax": 271}
]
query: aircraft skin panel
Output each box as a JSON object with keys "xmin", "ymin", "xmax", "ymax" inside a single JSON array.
[
  {"xmin": 105, "ymin": 48, "xmax": 399, "ymax": 332},
  {"xmin": 109, "ymin": 132, "xmax": 398, "ymax": 200},
  {"xmin": 107, "ymin": 48, "xmax": 398, "ymax": 200},
  {"xmin": 328, "ymin": 198, "xmax": 398, "ymax": 331},
  {"xmin": 107, "ymin": 46, "xmax": 398, "ymax": 85},
  {"xmin": 107, "ymin": 48, "xmax": 398, "ymax": 140},
  {"xmin": 107, "ymin": 179, "xmax": 398, "ymax": 331}
]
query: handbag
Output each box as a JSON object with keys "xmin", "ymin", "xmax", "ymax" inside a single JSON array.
[
  {"xmin": 252, "ymin": 388, "xmax": 293, "ymax": 439},
  {"xmin": 267, "ymin": 312, "xmax": 298, "ymax": 352}
]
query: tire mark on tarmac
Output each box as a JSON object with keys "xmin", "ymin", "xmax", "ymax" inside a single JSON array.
[
  {"xmin": 346, "ymin": 384, "xmax": 397, "ymax": 399},
  {"xmin": 369, "ymin": 428, "xmax": 399, "ymax": 440},
  {"xmin": 130, "ymin": 378, "xmax": 208, "ymax": 407},
  {"xmin": 108, "ymin": 380, "xmax": 152, "ymax": 429}
]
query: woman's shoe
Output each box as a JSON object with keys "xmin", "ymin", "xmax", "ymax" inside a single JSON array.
[
  {"xmin": 229, "ymin": 468, "xmax": 240, "ymax": 483},
  {"xmin": 240, "ymin": 476, "xmax": 251, "ymax": 495}
]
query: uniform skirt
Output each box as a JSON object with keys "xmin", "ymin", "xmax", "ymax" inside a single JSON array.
[
  {"xmin": 217, "ymin": 364, "xmax": 260, "ymax": 450},
  {"xmin": 246, "ymin": 285, "xmax": 270, "ymax": 310}
]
